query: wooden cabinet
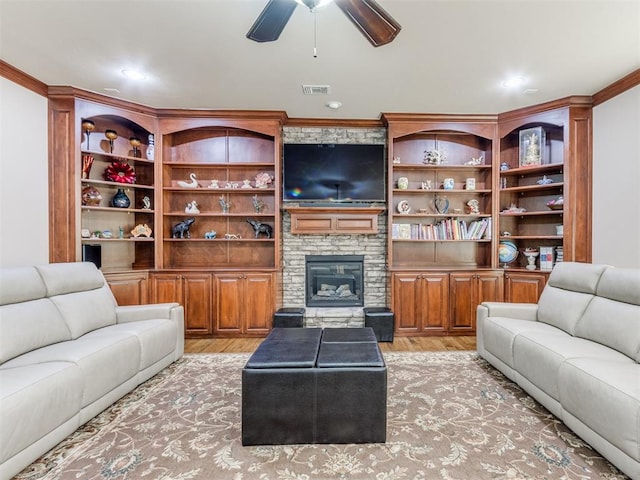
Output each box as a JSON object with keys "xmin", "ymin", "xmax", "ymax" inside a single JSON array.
[
  {"xmin": 105, "ymin": 271, "xmax": 149, "ymax": 306},
  {"xmin": 504, "ymin": 271, "xmax": 548, "ymax": 303},
  {"xmin": 449, "ymin": 271, "xmax": 503, "ymax": 332},
  {"xmin": 213, "ymin": 272, "xmax": 274, "ymax": 336},
  {"xmin": 392, "ymin": 272, "xmax": 450, "ymax": 335},
  {"xmin": 150, "ymin": 272, "xmax": 213, "ymax": 336}
]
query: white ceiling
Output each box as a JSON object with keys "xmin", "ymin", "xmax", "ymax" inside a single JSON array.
[{"xmin": 1, "ymin": 0, "xmax": 639, "ymax": 119}]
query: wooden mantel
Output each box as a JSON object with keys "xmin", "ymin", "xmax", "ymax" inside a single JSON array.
[{"xmin": 284, "ymin": 206, "xmax": 386, "ymax": 234}]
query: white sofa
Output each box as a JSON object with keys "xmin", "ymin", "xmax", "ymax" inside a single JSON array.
[
  {"xmin": 0, "ymin": 262, "xmax": 184, "ymax": 479},
  {"xmin": 477, "ymin": 262, "xmax": 640, "ymax": 480}
]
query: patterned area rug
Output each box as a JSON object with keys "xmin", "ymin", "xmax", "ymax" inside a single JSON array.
[{"xmin": 15, "ymin": 352, "xmax": 627, "ymax": 480}]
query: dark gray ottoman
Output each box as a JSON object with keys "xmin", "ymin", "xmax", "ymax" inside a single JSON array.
[
  {"xmin": 363, "ymin": 307, "xmax": 395, "ymax": 342},
  {"xmin": 272, "ymin": 307, "xmax": 305, "ymax": 328},
  {"xmin": 242, "ymin": 327, "xmax": 387, "ymax": 445}
]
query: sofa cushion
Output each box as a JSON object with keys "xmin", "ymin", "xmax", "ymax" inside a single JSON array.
[
  {"xmin": 0, "ymin": 266, "xmax": 46, "ymax": 305},
  {"xmin": 95, "ymin": 320, "xmax": 178, "ymax": 370},
  {"xmin": 35, "ymin": 262, "xmax": 105, "ymax": 297},
  {"xmin": 558, "ymin": 358, "xmax": 640, "ymax": 462},
  {"xmin": 480, "ymin": 317, "xmax": 559, "ymax": 369},
  {"xmin": 573, "ymin": 267, "xmax": 640, "ymax": 362},
  {"xmin": 537, "ymin": 262, "xmax": 607, "ymax": 335},
  {"xmin": 513, "ymin": 331, "xmax": 631, "ymax": 402},
  {"xmin": 50, "ymin": 285, "xmax": 118, "ymax": 339},
  {"xmin": 2, "ymin": 331, "xmax": 140, "ymax": 408},
  {"xmin": 0, "ymin": 362, "xmax": 83, "ymax": 465},
  {"xmin": 0, "ymin": 299, "xmax": 71, "ymax": 363}
]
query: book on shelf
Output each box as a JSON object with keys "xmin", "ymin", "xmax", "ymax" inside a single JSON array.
[
  {"xmin": 555, "ymin": 246, "xmax": 564, "ymax": 263},
  {"xmin": 392, "ymin": 218, "xmax": 491, "ymax": 241}
]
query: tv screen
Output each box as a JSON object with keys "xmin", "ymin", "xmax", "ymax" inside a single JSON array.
[{"xmin": 283, "ymin": 144, "xmax": 386, "ymax": 202}]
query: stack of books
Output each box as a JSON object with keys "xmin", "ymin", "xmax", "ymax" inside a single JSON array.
[
  {"xmin": 539, "ymin": 246, "xmax": 555, "ymax": 269},
  {"xmin": 555, "ymin": 246, "xmax": 564, "ymax": 263}
]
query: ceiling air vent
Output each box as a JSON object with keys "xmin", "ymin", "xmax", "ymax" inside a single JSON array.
[{"xmin": 302, "ymin": 85, "xmax": 330, "ymax": 95}]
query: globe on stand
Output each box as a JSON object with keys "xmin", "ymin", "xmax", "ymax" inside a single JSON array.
[{"xmin": 499, "ymin": 240, "xmax": 519, "ymax": 268}]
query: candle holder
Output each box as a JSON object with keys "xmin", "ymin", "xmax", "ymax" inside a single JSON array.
[
  {"xmin": 129, "ymin": 137, "xmax": 141, "ymax": 157},
  {"xmin": 81, "ymin": 119, "xmax": 95, "ymax": 150},
  {"xmin": 105, "ymin": 129, "xmax": 118, "ymax": 153}
]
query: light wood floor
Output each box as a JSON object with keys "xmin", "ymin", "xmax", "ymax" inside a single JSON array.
[{"xmin": 185, "ymin": 335, "xmax": 476, "ymax": 353}]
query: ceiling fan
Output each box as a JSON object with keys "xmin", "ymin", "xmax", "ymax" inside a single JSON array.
[{"xmin": 247, "ymin": 0, "xmax": 401, "ymax": 47}]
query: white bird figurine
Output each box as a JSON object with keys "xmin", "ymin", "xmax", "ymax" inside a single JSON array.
[{"xmin": 177, "ymin": 173, "xmax": 198, "ymax": 188}]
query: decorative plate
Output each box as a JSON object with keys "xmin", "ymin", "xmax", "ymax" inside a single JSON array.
[
  {"xmin": 105, "ymin": 160, "xmax": 136, "ymax": 184},
  {"xmin": 397, "ymin": 200, "xmax": 411, "ymax": 214}
]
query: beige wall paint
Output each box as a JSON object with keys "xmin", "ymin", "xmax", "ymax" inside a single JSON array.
[
  {"xmin": 0, "ymin": 78, "xmax": 49, "ymax": 267},
  {"xmin": 592, "ymin": 85, "xmax": 640, "ymax": 268}
]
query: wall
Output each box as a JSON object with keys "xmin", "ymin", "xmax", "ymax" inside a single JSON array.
[
  {"xmin": 281, "ymin": 126, "xmax": 387, "ymax": 327},
  {"xmin": 592, "ymin": 85, "xmax": 640, "ymax": 268},
  {"xmin": 0, "ymin": 77, "xmax": 49, "ymax": 267}
]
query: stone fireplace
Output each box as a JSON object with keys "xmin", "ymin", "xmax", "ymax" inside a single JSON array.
[
  {"xmin": 305, "ymin": 255, "xmax": 364, "ymax": 307},
  {"xmin": 281, "ymin": 125, "xmax": 388, "ymax": 328}
]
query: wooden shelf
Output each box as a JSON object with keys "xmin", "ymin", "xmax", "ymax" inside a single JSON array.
[
  {"xmin": 500, "ymin": 163, "xmax": 564, "ymax": 177},
  {"xmin": 285, "ymin": 206, "xmax": 385, "ymax": 234},
  {"xmin": 82, "ymin": 179, "xmax": 154, "ymax": 190}
]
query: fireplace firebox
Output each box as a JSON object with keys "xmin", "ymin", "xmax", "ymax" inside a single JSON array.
[{"xmin": 305, "ymin": 255, "xmax": 364, "ymax": 307}]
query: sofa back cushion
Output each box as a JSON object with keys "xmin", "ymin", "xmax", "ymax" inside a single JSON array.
[
  {"xmin": 0, "ymin": 267, "xmax": 72, "ymax": 363},
  {"xmin": 36, "ymin": 262, "xmax": 118, "ymax": 339},
  {"xmin": 537, "ymin": 262, "xmax": 607, "ymax": 335},
  {"xmin": 575, "ymin": 267, "xmax": 640, "ymax": 361}
]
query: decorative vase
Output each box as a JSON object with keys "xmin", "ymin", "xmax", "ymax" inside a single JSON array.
[
  {"xmin": 146, "ymin": 134, "xmax": 155, "ymax": 160},
  {"xmin": 81, "ymin": 185, "xmax": 102, "ymax": 206},
  {"xmin": 397, "ymin": 177, "xmax": 409, "ymax": 189},
  {"xmin": 111, "ymin": 188, "xmax": 131, "ymax": 208}
]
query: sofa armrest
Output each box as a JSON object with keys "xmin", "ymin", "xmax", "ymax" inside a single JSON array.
[
  {"xmin": 478, "ymin": 302, "xmax": 539, "ymax": 322},
  {"xmin": 116, "ymin": 303, "xmax": 183, "ymax": 324}
]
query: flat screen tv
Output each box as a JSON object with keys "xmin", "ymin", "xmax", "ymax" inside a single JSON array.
[{"xmin": 283, "ymin": 143, "xmax": 386, "ymax": 203}]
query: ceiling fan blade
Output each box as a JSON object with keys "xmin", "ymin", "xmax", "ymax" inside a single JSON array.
[
  {"xmin": 247, "ymin": 0, "xmax": 298, "ymax": 42},
  {"xmin": 335, "ymin": 0, "xmax": 401, "ymax": 47}
]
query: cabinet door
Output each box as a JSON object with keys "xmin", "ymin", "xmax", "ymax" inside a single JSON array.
[
  {"xmin": 420, "ymin": 273, "xmax": 449, "ymax": 334},
  {"xmin": 504, "ymin": 272, "xmax": 547, "ymax": 303},
  {"xmin": 213, "ymin": 274, "xmax": 244, "ymax": 334},
  {"xmin": 182, "ymin": 274, "xmax": 213, "ymax": 336},
  {"xmin": 105, "ymin": 272, "xmax": 148, "ymax": 306},
  {"xmin": 450, "ymin": 272, "xmax": 503, "ymax": 333},
  {"xmin": 244, "ymin": 273, "xmax": 274, "ymax": 334},
  {"xmin": 150, "ymin": 273, "xmax": 183, "ymax": 305},
  {"xmin": 392, "ymin": 273, "xmax": 422, "ymax": 334}
]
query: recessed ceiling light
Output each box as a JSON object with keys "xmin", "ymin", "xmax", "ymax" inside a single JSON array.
[
  {"xmin": 326, "ymin": 101, "xmax": 342, "ymax": 109},
  {"xmin": 501, "ymin": 76, "xmax": 525, "ymax": 89},
  {"xmin": 121, "ymin": 69, "xmax": 147, "ymax": 80}
]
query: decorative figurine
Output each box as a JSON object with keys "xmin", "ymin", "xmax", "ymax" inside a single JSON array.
[
  {"xmin": 421, "ymin": 180, "xmax": 432, "ymax": 190},
  {"xmin": 185, "ymin": 200, "xmax": 200, "ymax": 214},
  {"xmin": 129, "ymin": 137, "xmax": 141, "ymax": 157},
  {"xmin": 255, "ymin": 172, "xmax": 273, "ymax": 188},
  {"xmin": 423, "ymin": 149, "xmax": 446, "ymax": 165},
  {"xmin": 204, "ymin": 230, "xmax": 217, "ymax": 239},
  {"xmin": 247, "ymin": 218, "xmax": 273, "ymax": 238},
  {"xmin": 208, "ymin": 180, "xmax": 219, "ymax": 189},
  {"xmin": 500, "ymin": 162, "xmax": 510, "ymax": 171},
  {"xmin": 224, "ymin": 233, "xmax": 242, "ymax": 240},
  {"xmin": 536, "ymin": 175, "xmax": 554, "ymax": 185},
  {"xmin": 219, "ymin": 195, "xmax": 230, "ymax": 213},
  {"xmin": 523, "ymin": 248, "xmax": 539, "ymax": 270},
  {"xmin": 392, "ymin": 156, "xmax": 401, "ymax": 164},
  {"xmin": 434, "ymin": 195, "xmax": 449, "ymax": 214},
  {"xmin": 252, "ymin": 194, "xmax": 265, "ymax": 213},
  {"xmin": 118, "ymin": 226, "xmax": 125, "ymax": 239},
  {"xmin": 81, "ymin": 119, "xmax": 95, "ymax": 150},
  {"xmin": 177, "ymin": 173, "xmax": 198, "ymax": 188},
  {"xmin": 466, "ymin": 155, "xmax": 483, "ymax": 165},
  {"xmin": 443, "ymin": 178, "xmax": 455, "ymax": 190},
  {"xmin": 241, "ymin": 179, "xmax": 252, "ymax": 188},
  {"xmin": 172, "ymin": 218, "xmax": 195, "ymax": 238},
  {"xmin": 142, "ymin": 196, "xmax": 151, "ymax": 210},
  {"xmin": 466, "ymin": 199, "xmax": 480, "ymax": 214},
  {"xmin": 131, "ymin": 224, "xmax": 152, "ymax": 238},
  {"xmin": 146, "ymin": 134, "xmax": 155, "ymax": 161}
]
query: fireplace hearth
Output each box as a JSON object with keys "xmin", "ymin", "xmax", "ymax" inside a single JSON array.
[{"xmin": 305, "ymin": 255, "xmax": 364, "ymax": 307}]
